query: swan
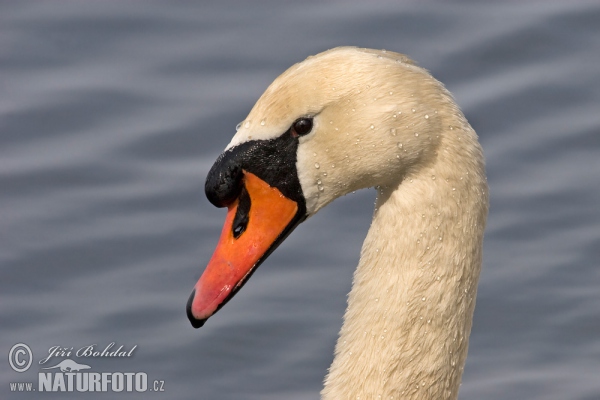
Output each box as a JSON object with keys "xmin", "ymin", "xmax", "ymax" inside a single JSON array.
[{"xmin": 187, "ymin": 47, "xmax": 488, "ymax": 400}]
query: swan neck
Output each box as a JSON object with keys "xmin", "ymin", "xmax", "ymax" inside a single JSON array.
[{"xmin": 322, "ymin": 142, "xmax": 487, "ymax": 400}]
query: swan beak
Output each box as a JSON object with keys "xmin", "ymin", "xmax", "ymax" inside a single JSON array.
[{"xmin": 187, "ymin": 172, "xmax": 299, "ymax": 328}]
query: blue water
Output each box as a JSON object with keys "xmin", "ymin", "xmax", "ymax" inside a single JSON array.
[{"xmin": 2, "ymin": 1, "xmax": 599, "ymax": 399}]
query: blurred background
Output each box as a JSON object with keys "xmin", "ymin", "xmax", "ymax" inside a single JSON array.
[{"xmin": 2, "ymin": 1, "xmax": 599, "ymax": 399}]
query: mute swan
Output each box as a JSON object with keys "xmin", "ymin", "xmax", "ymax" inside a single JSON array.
[{"xmin": 187, "ymin": 47, "xmax": 488, "ymax": 400}]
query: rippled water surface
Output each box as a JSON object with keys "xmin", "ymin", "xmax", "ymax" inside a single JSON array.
[{"xmin": 2, "ymin": 2, "xmax": 599, "ymax": 399}]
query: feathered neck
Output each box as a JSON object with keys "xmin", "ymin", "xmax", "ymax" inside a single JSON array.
[{"xmin": 321, "ymin": 122, "xmax": 488, "ymax": 400}]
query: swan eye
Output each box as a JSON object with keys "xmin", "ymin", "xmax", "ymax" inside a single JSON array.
[{"xmin": 291, "ymin": 118, "xmax": 313, "ymax": 137}]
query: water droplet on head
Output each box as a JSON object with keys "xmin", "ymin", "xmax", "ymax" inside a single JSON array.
[
  {"xmin": 260, "ymin": 119, "xmax": 266, "ymax": 126},
  {"xmin": 414, "ymin": 132, "xmax": 419, "ymax": 137},
  {"xmin": 315, "ymin": 163, "xmax": 320, "ymax": 169},
  {"xmin": 425, "ymin": 114, "xmax": 429, "ymax": 119},
  {"xmin": 370, "ymin": 124, "xmax": 375, "ymax": 130},
  {"xmin": 235, "ymin": 122, "xmax": 242, "ymax": 131},
  {"xmin": 390, "ymin": 128, "xmax": 396, "ymax": 136},
  {"xmin": 397, "ymin": 143, "xmax": 403, "ymax": 149},
  {"xmin": 412, "ymin": 108, "xmax": 416, "ymax": 113},
  {"xmin": 244, "ymin": 121, "xmax": 250, "ymax": 129},
  {"xmin": 431, "ymin": 175, "xmax": 436, "ymax": 180}
]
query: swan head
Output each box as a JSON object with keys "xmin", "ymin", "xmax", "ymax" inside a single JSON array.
[{"xmin": 187, "ymin": 47, "xmax": 447, "ymax": 327}]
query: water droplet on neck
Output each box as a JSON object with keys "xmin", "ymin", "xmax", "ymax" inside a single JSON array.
[
  {"xmin": 244, "ymin": 121, "xmax": 250, "ymax": 129},
  {"xmin": 397, "ymin": 143, "xmax": 403, "ymax": 148},
  {"xmin": 235, "ymin": 122, "xmax": 242, "ymax": 131},
  {"xmin": 425, "ymin": 114, "xmax": 429, "ymax": 119},
  {"xmin": 411, "ymin": 108, "xmax": 416, "ymax": 113},
  {"xmin": 414, "ymin": 132, "xmax": 419, "ymax": 137},
  {"xmin": 370, "ymin": 124, "xmax": 375, "ymax": 130},
  {"xmin": 260, "ymin": 119, "xmax": 265, "ymax": 126},
  {"xmin": 315, "ymin": 163, "xmax": 320, "ymax": 169},
  {"xmin": 390, "ymin": 128, "xmax": 396, "ymax": 136}
]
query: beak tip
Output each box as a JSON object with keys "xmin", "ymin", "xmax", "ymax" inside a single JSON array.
[{"xmin": 186, "ymin": 289, "xmax": 208, "ymax": 329}]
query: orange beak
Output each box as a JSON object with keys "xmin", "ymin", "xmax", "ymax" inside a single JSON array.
[{"xmin": 187, "ymin": 171, "xmax": 299, "ymax": 327}]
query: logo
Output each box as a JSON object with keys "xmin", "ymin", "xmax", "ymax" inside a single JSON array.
[
  {"xmin": 7, "ymin": 342, "xmax": 166, "ymax": 394},
  {"xmin": 42, "ymin": 359, "xmax": 91, "ymax": 372}
]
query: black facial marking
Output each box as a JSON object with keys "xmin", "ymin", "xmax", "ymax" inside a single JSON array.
[
  {"xmin": 205, "ymin": 127, "xmax": 306, "ymax": 214},
  {"xmin": 232, "ymin": 186, "xmax": 250, "ymax": 238},
  {"xmin": 204, "ymin": 154, "xmax": 244, "ymax": 208}
]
